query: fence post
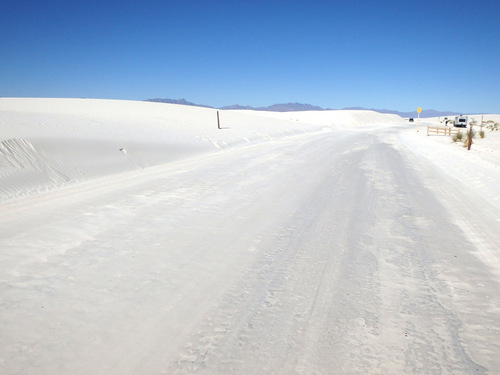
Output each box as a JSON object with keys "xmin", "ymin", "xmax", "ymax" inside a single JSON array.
[
  {"xmin": 217, "ymin": 111, "xmax": 221, "ymax": 129},
  {"xmin": 467, "ymin": 123, "xmax": 473, "ymax": 150}
]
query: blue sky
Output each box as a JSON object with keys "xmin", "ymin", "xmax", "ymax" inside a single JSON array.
[{"xmin": 1, "ymin": 0, "xmax": 499, "ymax": 113}]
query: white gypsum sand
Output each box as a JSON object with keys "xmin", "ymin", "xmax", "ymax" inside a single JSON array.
[{"xmin": 0, "ymin": 98, "xmax": 499, "ymax": 374}]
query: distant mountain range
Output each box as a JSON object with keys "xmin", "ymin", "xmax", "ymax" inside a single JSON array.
[{"xmin": 145, "ymin": 99, "xmax": 461, "ymax": 118}]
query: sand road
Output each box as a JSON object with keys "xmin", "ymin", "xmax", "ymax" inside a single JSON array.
[{"xmin": 1, "ymin": 127, "xmax": 498, "ymax": 374}]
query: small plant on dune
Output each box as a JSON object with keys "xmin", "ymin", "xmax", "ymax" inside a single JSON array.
[
  {"xmin": 462, "ymin": 128, "xmax": 476, "ymax": 148},
  {"xmin": 485, "ymin": 120, "xmax": 499, "ymax": 131},
  {"xmin": 452, "ymin": 131, "xmax": 463, "ymax": 142},
  {"xmin": 479, "ymin": 129, "xmax": 485, "ymax": 138}
]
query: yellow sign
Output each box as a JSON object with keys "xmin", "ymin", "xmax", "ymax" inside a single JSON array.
[{"xmin": 417, "ymin": 107, "xmax": 422, "ymax": 113}]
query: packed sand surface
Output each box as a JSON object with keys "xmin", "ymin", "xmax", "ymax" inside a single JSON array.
[{"xmin": 1, "ymin": 99, "xmax": 499, "ymax": 374}]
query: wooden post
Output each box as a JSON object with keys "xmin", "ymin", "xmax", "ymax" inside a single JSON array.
[
  {"xmin": 217, "ymin": 111, "xmax": 221, "ymax": 129},
  {"xmin": 467, "ymin": 123, "xmax": 473, "ymax": 150}
]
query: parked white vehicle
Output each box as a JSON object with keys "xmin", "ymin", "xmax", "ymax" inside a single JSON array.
[{"xmin": 454, "ymin": 115, "xmax": 468, "ymax": 128}]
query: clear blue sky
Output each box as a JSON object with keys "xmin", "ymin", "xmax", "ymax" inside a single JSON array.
[{"xmin": 1, "ymin": 0, "xmax": 499, "ymax": 113}]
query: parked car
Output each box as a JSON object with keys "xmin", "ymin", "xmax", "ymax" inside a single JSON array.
[
  {"xmin": 409, "ymin": 118, "xmax": 414, "ymax": 122},
  {"xmin": 454, "ymin": 115, "xmax": 468, "ymax": 128}
]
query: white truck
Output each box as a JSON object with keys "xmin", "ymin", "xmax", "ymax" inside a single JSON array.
[{"xmin": 454, "ymin": 115, "xmax": 468, "ymax": 128}]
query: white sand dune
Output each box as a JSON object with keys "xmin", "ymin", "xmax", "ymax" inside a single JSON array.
[
  {"xmin": 0, "ymin": 98, "xmax": 499, "ymax": 374},
  {"xmin": 0, "ymin": 98, "xmax": 400, "ymax": 202}
]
